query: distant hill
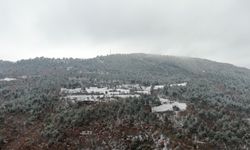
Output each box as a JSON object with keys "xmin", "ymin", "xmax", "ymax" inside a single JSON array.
[
  {"xmin": 1, "ymin": 53, "xmax": 250, "ymax": 83},
  {"xmin": 0, "ymin": 60, "xmax": 14, "ymax": 77},
  {"xmin": 1, "ymin": 53, "xmax": 249, "ymax": 107}
]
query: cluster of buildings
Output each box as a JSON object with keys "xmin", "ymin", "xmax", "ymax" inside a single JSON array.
[
  {"xmin": 61, "ymin": 82, "xmax": 188, "ymax": 113},
  {"xmin": 61, "ymin": 84, "xmax": 158, "ymax": 103}
]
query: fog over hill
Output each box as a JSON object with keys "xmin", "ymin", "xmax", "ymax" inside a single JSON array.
[
  {"xmin": 1, "ymin": 53, "xmax": 249, "ymax": 72},
  {"xmin": 1, "ymin": 0, "xmax": 250, "ymax": 68}
]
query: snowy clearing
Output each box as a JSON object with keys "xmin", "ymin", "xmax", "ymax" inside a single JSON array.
[
  {"xmin": 152, "ymin": 97, "xmax": 187, "ymax": 113},
  {"xmin": 152, "ymin": 102, "xmax": 187, "ymax": 113}
]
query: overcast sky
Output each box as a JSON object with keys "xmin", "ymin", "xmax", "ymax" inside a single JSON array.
[{"xmin": 0, "ymin": 0, "xmax": 250, "ymax": 68}]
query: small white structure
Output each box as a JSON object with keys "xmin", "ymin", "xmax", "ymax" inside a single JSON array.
[
  {"xmin": 86, "ymin": 87, "xmax": 108, "ymax": 94},
  {"xmin": 170, "ymin": 82, "xmax": 187, "ymax": 87}
]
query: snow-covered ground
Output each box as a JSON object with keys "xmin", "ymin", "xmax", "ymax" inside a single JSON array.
[
  {"xmin": 135, "ymin": 90, "xmax": 150, "ymax": 95},
  {"xmin": 61, "ymin": 85, "xmax": 144, "ymax": 103},
  {"xmin": 66, "ymin": 94, "xmax": 140, "ymax": 102},
  {"xmin": 116, "ymin": 88, "xmax": 130, "ymax": 94},
  {"xmin": 153, "ymin": 85, "xmax": 165, "ymax": 90},
  {"xmin": 62, "ymin": 83, "xmax": 177, "ymax": 104},
  {"xmin": 0, "ymin": 78, "xmax": 17, "ymax": 82},
  {"xmin": 159, "ymin": 98, "xmax": 170, "ymax": 104},
  {"xmin": 170, "ymin": 82, "xmax": 187, "ymax": 87},
  {"xmin": 152, "ymin": 97, "xmax": 187, "ymax": 113},
  {"xmin": 152, "ymin": 102, "xmax": 187, "ymax": 112},
  {"xmin": 66, "ymin": 66, "xmax": 73, "ymax": 71},
  {"xmin": 139, "ymin": 86, "xmax": 152, "ymax": 94},
  {"xmin": 63, "ymin": 85, "xmax": 141, "ymax": 102},
  {"xmin": 112, "ymin": 94, "xmax": 140, "ymax": 98},
  {"xmin": 86, "ymin": 87, "xmax": 108, "ymax": 94},
  {"xmin": 141, "ymin": 86, "xmax": 151, "ymax": 90},
  {"xmin": 86, "ymin": 87, "xmax": 135, "ymax": 95}
]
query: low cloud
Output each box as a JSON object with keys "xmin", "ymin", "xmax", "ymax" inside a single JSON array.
[{"xmin": 0, "ymin": 0, "xmax": 250, "ymax": 68}]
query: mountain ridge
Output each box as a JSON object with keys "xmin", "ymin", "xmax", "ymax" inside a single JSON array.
[
  {"xmin": 1, "ymin": 53, "xmax": 250, "ymax": 83},
  {"xmin": 0, "ymin": 53, "xmax": 248, "ymax": 70}
]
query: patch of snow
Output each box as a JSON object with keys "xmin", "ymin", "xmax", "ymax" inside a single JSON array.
[
  {"xmin": 86, "ymin": 87, "xmax": 108, "ymax": 94},
  {"xmin": 172, "ymin": 102, "xmax": 187, "ymax": 111},
  {"xmin": 108, "ymin": 91, "xmax": 120, "ymax": 95},
  {"xmin": 66, "ymin": 66, "xmax": 73, "ymax": 71},
  {"xmin": 135, "ymin": 90, "xmax": 150, "ymax": 95},
  {"xmin": 159, "ymin": 98, "xmax": 170, "ymax": 104},
  {"xmin": 132, "ymin": 135, "xmax": 143, "ymax": 141},
  {"xmin": 116, "ymin": 88, "xmax": 130, "ymax": 94},
  {"xmin": 170, "ymin": 82, "xmax": 187, "ymax": 87},
  {"xmin": 140, "ymin": 86, "xmax": 152, "ymax": 94},
  {"xmin": 153, "ymin": 85, "xmax": 165, "ymax": 90},
  {"xmin": 152, "ymin": 104, "xmax": 173, "ymax": 112},
  {"xmin": 19, "ymin": 75, "xmax": 27, "ymax": 79},
  {"xmin": 141, "ymin": 86, "xmax": 151, "ymax": 91},
  {"xmin": 0, "ymin": 78, "xmax": 17, "ymax": 82},
  {"xmin": 152, "ymin": 101, "xmax": 187, "ymax": 113}
]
